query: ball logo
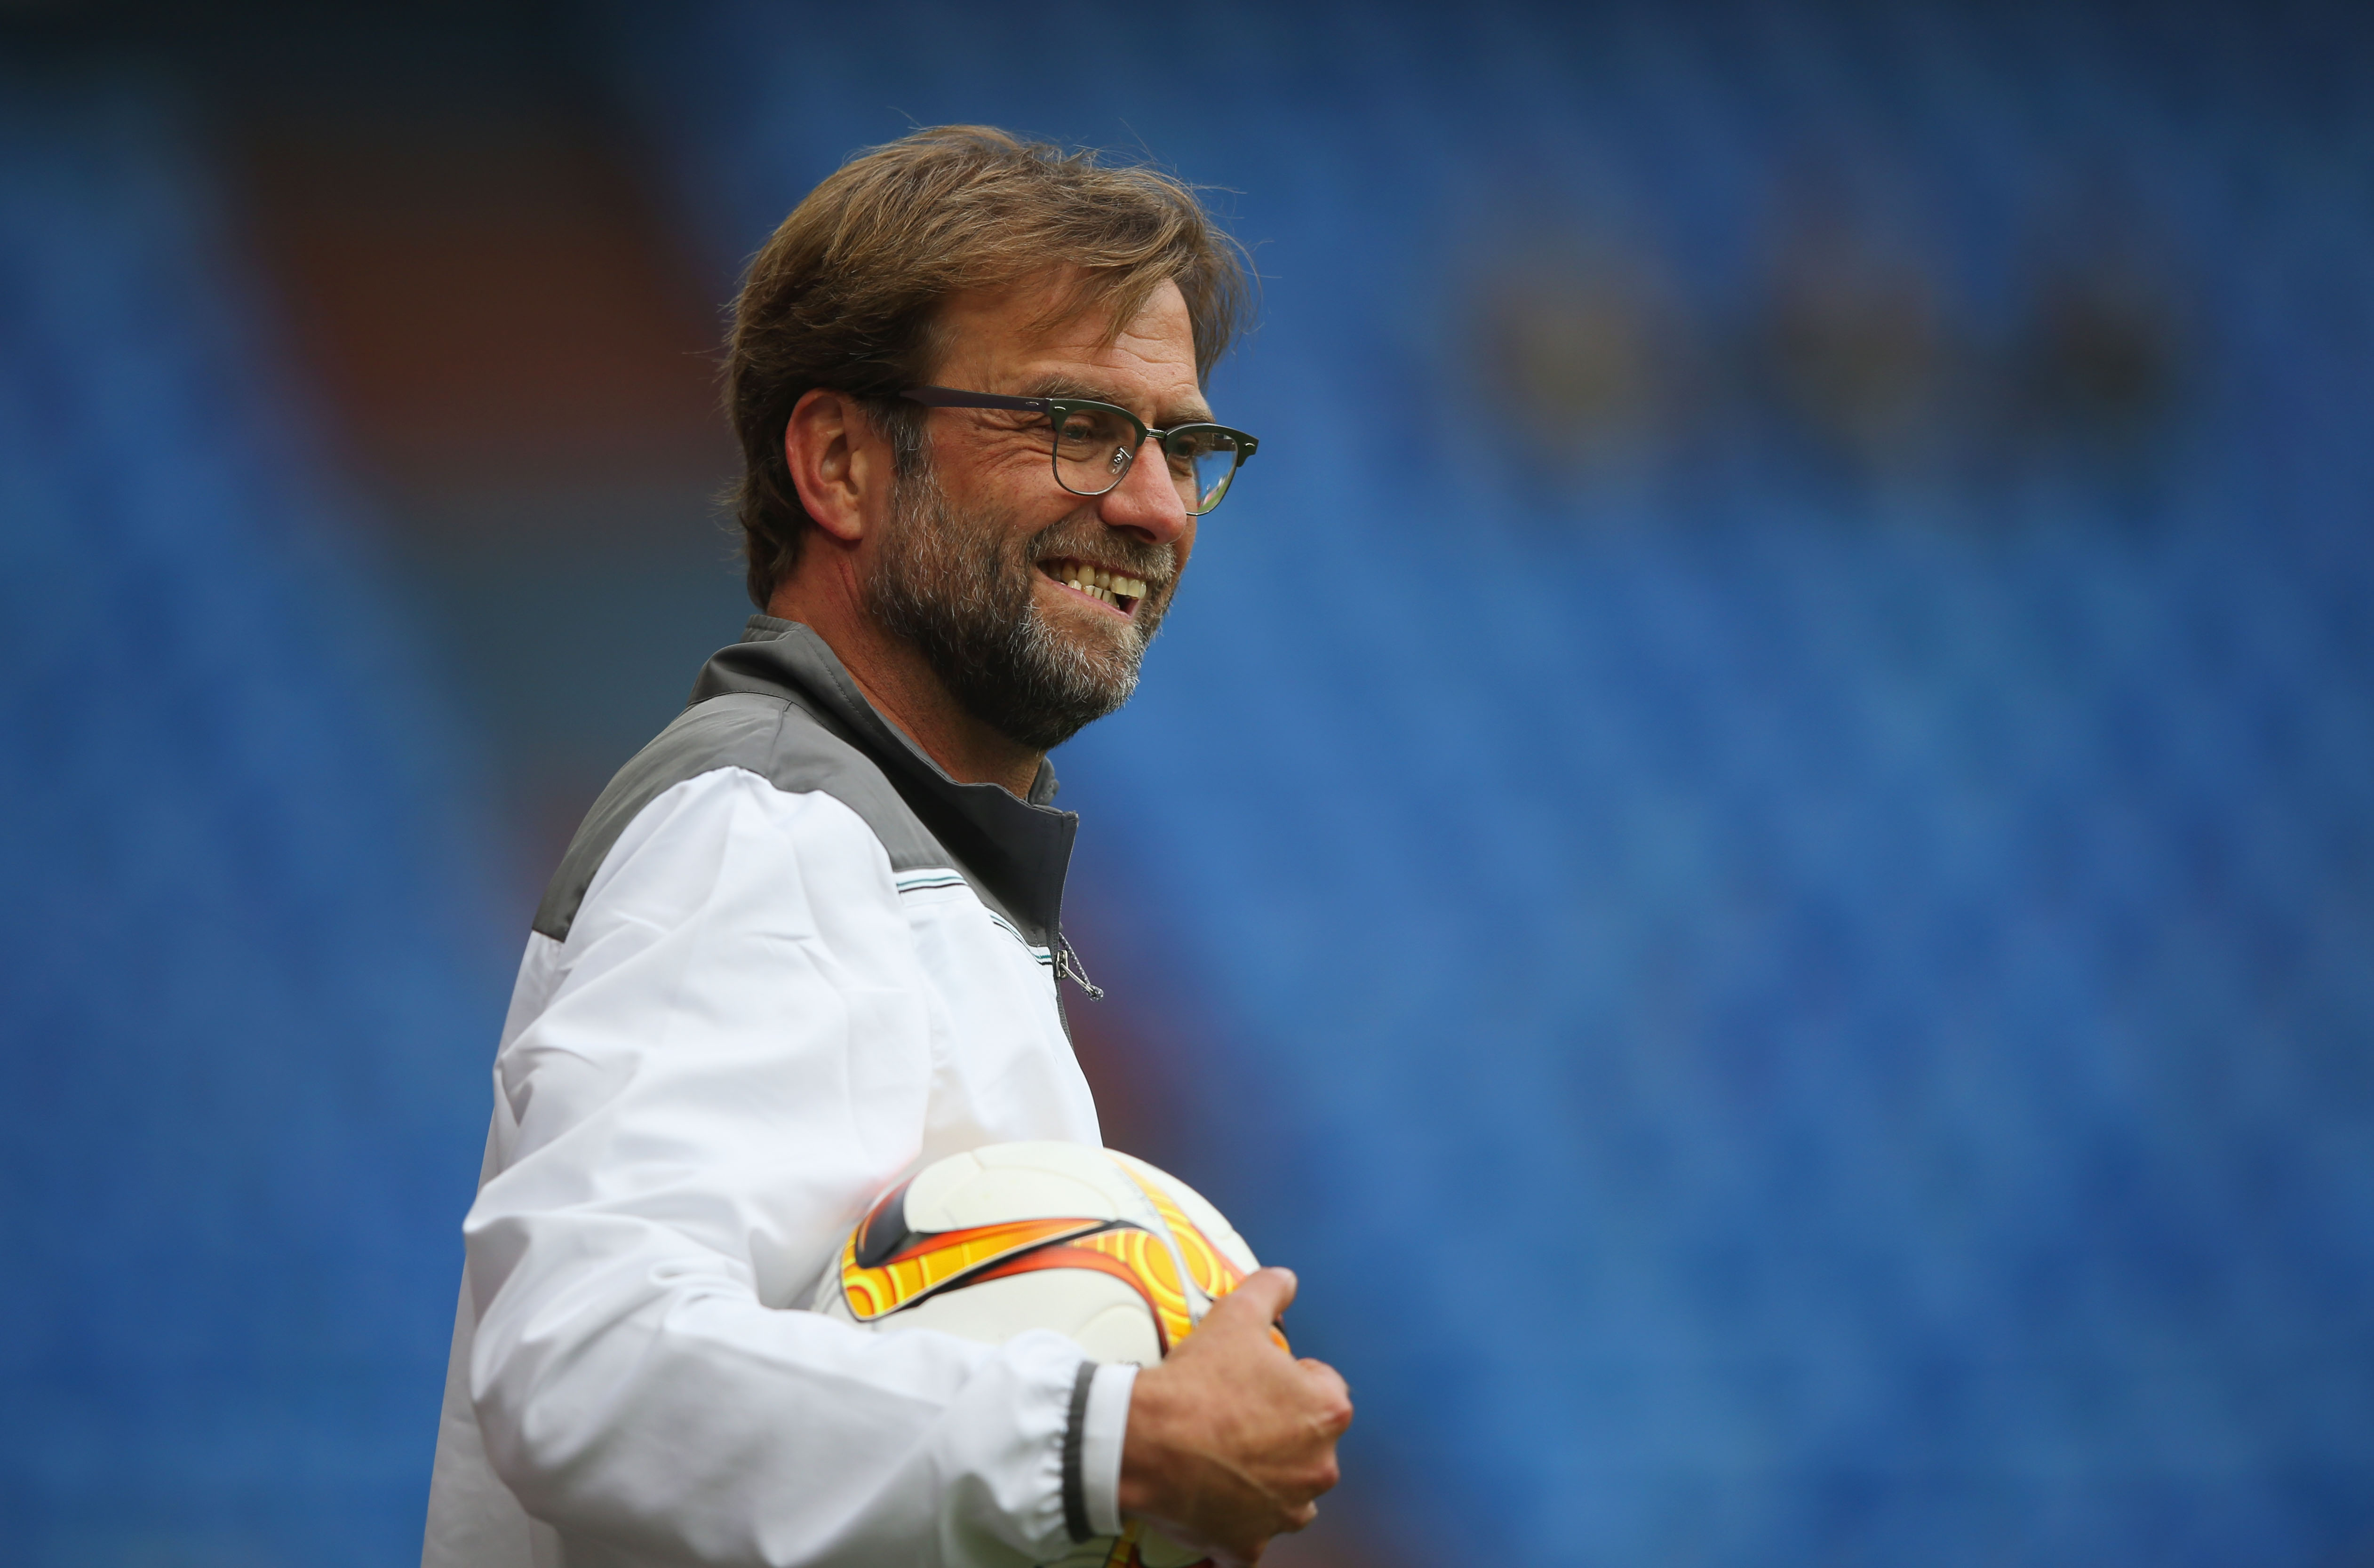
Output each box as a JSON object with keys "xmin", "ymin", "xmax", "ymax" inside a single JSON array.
[{"xmin": 837, "ymin": 1167, "xmax": 1272, "ymax": 1356}]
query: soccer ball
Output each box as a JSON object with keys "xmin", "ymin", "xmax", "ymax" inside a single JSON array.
[{"xmin": 815, "ymin": 1142, "xmax": 1271, "ymax": 1568}]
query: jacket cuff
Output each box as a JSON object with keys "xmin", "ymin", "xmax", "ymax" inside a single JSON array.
[
  {"xmin": 1080, "ymin": 1362, "xmax": 1137, "ymax": 1539},
  {"xmin": 1061, "ymin": 1360, "xmax": 1139, "ymax": 1540}
]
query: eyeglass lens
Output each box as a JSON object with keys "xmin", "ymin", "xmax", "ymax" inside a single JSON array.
[{"xmin": 1050, "ymin": 406, "xmax": 1245, "ymax": 515}]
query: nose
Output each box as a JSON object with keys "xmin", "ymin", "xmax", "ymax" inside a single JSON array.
[{"xmin": 1094, "ymin": 437, "xmax": 1192, "ymax": 546}]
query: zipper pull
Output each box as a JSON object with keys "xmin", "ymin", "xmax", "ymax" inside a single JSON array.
[{"xmin": 1054, "ymin": 935, "xmax": 1104, "ymax": 1000}]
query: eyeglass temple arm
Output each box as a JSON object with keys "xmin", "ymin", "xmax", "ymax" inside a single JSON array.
[
  {"xmin": 901, "ymin": 386, "xmax": 1052, "ymax": 413},
  {"xmin": 904, "ymin": 384, "xmax": 1255, "ymax": 463}
]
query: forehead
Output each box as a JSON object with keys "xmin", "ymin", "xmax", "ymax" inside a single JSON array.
[{"xmin": 932, "ymin": 271, "xmax": 1203, "ymax": 411}]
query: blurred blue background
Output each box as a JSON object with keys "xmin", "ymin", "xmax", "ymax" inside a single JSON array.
[{"xmin": 3, "ymin": 2, "xmax": 2371, "ymax": 1565}]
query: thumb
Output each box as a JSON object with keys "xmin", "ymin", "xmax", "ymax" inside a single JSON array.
[{"xmin": 1211, "ymin": 1265, "xmax": 1298, "ymax": 1329}]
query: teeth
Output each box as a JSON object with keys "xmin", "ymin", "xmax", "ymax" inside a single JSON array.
[{"xmin": 1046, "ymin": 562, "xmax": 1150, "ymax": 607}]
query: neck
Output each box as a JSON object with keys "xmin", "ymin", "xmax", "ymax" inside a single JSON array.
[{"xmin": 767, "ymin": 568, "xmax": 1045, "ymax": 799}]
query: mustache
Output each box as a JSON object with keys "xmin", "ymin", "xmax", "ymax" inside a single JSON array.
[{"xmin": 1024, "ymin": 515, "xmax": 1178, "ymax": 587}]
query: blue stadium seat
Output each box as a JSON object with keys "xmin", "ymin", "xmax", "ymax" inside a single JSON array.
[{"xmin": 0, "ymin": 74, "xmax": 506, "ymax": 1566}]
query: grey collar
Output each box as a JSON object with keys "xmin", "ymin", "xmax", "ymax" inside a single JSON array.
[{"xmin": 695, "ymin": 615, "xmax": 1078, "ymax": 947}]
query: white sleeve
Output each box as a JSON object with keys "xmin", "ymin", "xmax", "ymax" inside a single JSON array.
[{"xmin": 462, "ymin": 766, "xmax": 1114, "ymax": 1567}]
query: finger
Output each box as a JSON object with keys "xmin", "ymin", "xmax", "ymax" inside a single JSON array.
[
  {"xmin": 1215, "ymin": 1266, "xmax": 1298, "ymax": 1325},
  {"xmin": 1216, "ymin": 1532, "xmax": 1270, "ymax": 1568},
  {"xmin": 1299, "ymin": 1359, "xmax": 1351, "ymax": 1403}
]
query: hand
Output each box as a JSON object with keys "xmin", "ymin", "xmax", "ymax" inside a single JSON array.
[{"xmin": 1116, "ymin": 1267, "xmax": 1353, "ymax": 1567}]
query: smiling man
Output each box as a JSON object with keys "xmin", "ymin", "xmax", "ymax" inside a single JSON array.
[{"xmin": 421, "ymin": 128, "xmax": 1350, "ymax": 1568}]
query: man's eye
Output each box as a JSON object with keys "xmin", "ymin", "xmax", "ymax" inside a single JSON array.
[
  {"xmin": 1166, "ymin": 433, "xmax": 1224, "ymax": 474},
  {"xmin": 1054, "ymin": 417, "xmax": 1100, "ymax": 450}
]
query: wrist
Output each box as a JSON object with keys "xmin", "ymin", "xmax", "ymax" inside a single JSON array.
[{"xmin": 1116, "ymin": 1358, "xmax": 1181, "ymax": 1519}]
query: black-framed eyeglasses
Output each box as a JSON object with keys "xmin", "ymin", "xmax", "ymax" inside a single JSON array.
[{"xmin": 901, "ymin": 385, "xmax": 1259, "ymax": 517}]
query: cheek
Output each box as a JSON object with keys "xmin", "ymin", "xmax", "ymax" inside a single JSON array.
[
  {"xmin": 922, "ymin": 479, "xmax": 1040, "ymax": 565},
  {"xmin": 948, "ymin": 465, "xmax": 1075, "ymax": 552},
  {"xmin": 961, "ymin": 431, "xmax": 1059, "ymax": 501},
  {"xmin": 1159, "ymin": 531, "xmax": 1195, "ymax": 598}
]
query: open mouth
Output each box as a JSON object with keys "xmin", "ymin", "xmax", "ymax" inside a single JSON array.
[{"xmin": 1039, "ymin": 558, "xmax": 1149, "ymax": 616}]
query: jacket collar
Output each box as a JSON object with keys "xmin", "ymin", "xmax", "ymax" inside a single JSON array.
[{"xmin": 692, "ymin": 615, "xmax": 1076, "ymax": 947}]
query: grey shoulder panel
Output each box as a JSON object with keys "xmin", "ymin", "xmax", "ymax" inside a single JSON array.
[{"xmin": 531, "ymin": 692, "xmax": 948, "ymax": 941}]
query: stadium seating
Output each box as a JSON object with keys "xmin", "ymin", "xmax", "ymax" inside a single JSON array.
[{"xmin": 0, "ymin": 73, "xmax": 506, "ymax": 1564}]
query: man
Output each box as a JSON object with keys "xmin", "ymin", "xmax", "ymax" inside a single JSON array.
[{"xmin": 422, "ymin": 127, "xmax": 1351, "ymax": 1568}]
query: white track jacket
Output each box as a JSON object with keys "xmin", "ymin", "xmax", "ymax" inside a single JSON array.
[{"xmin": 422, "ymin": 618, "xmax": 1137, "ymax": 1568}]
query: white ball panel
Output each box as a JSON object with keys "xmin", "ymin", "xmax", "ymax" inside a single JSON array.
[
  {"xmin": 898, "ymin": 1149, "xmax": 985, "ymax": 1227},
  {"xmin": 948, "ymin": 1166, "xmax": 1125, "ymax": 1229},
  {"xmin": 1066, "ymin": 1301, "xmax": 1163, "ymax": 1367},
  {"xmin": 907, "ymin": 1141, "xmax": 1142, "ymax": 1230}
]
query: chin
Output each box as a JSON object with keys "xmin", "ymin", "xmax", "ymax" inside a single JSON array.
[
  {"xmin": 1035, "ymin": 597, "xmax": 1138, "ymax": 651},
  {"xmin": 1062, "ymin": 618, "xmax": 1147, "ymax": 670}
]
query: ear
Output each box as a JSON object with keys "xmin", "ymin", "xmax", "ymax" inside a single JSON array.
[{"xmin": 783, "ymin": 388, "xmax": 891, "ymax": 544}]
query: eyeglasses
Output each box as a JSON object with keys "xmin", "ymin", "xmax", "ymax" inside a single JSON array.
[{"xmin": 901, "ymin": 385, "xmax": 1259, "ymax": 516}]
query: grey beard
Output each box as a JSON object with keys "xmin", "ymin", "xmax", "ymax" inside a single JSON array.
[{"xmin": 865, "ymin": 465, "xmax": 1171, "ymax": 754}]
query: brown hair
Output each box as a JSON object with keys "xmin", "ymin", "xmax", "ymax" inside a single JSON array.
[{"xmin": 725, "ymin": 125, "xmax": 1254, "ymax": 609}]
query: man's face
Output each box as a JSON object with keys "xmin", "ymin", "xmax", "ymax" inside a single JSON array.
[{"xmin": 863, "ymin": 274, "xmax": 1204, "ymax": 754}]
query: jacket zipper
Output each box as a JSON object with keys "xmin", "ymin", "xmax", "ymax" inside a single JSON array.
[{"xmin": 1053, "ymin": 933, "xmax": 1104, "ymax": 1000}]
